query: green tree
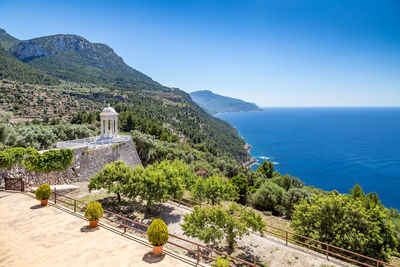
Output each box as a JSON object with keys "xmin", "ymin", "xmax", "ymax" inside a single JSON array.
[
  {"xmin": 88, "ymin": 161, "xmax": 132, "ymax": 202},
  {"xmin": 123, "ymin": 161, "xmax": 186, "ymax": 211},
  {"xmin": 282, "ymin": 188, "xmax": 312, "ymax": 217},
  {"xmin": 181, "ymin": 203, "xmax": 265, "ymax": 251},
  {"xmin": 291, "ymin": 193, "xmax": 398, "ymax": 262},
  {"xmin": 350, "ymin": 183, "xmax": 365, "ymax": 199},
  {"xmin": 230, "ymin": 174, "xmax": 248, "ymax": 204},
  {"xmin": 190, "ymin": 175, "xmax": 238, "ymax": 205},
  {"xmin": 256, "ymin": 160, "xmax": 275, "ymax": 178},
  {"xmin": 252, "ymin": 180, "xmax": 285, "ymax": 212}
]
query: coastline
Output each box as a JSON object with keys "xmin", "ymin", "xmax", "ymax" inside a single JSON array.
[{"xmin": 243, "ymin": 143, "xmax": 258, "ymax": 168}]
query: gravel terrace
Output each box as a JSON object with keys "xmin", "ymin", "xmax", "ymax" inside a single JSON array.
[{"xmin": 62, "ymin": 182, "xmax": 353, "ymax": 267}]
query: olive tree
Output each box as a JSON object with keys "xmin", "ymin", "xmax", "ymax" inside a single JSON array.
[
  {"xmin": 88, "ymin": 161, "xmax": 132, "ymax": 202},
  {"xmin": 181, "ymin": 203, "xmax": 265, "ymax": 251},
  {"xmin": 190, "ymin": 175, "xmax": 238, "ymax": 205}
]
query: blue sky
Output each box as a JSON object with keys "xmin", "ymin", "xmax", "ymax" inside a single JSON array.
[{"xmin": 1, "ymin": 0, "xmax": 399, "ymax": 107}]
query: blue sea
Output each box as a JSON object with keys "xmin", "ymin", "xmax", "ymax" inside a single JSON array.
[{"xmin": 217, "ymin": 108, "xmax": 400, "ymax": 209}]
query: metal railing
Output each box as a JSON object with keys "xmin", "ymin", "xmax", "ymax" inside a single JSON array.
[
  {"xmin": 51, "ymin": 190, "xmax": 259, "ymax": 267},
  {"xmin": 56, "ymin": 135, "xmax": 131, "ymax": 149},
  {"xmin": 167, "ymin": 197, "xmax": 397, "ymax": 267}
]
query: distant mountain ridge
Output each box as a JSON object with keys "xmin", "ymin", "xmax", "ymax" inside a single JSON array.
[
  {"xmin": 190, "ymin": 90, "xmax": 263, "ymax": 115},
  {"xmin": 0, "ymin": 28, "xmax": 249, "ymax": 162},
  {"xmin": 0, "ymin": 28, "xmax": 19, "ymax": 50},
  {"xmin": 3, "ymin": 31, "xmax": 168, "ymax": 91}
]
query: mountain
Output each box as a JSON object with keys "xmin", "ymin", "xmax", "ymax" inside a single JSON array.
[
  {"xmin": 0, "ymin": 28, "xmax": 20, "ymax": 50},
  {"xmin": 9, "ymin": 34, "xmax": 168, "ymax": 91},
  {"xmin": 0, "ymin": 46, "xmax": 60, "ymax": 85},
  {"xmin": 0, "ymin": 29, "xmax": 249, "ymax": 162},
  {"xmin": 190, "ymin": 90, "xmax": 263, "ymax": 114}
]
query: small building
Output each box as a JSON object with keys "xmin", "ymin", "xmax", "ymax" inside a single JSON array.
[{"xmin": 100, "ymin": 104, "xmax": 119, "ymax": 139}]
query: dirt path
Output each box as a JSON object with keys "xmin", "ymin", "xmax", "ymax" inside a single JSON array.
[{"xmin": 0, "ymin": 192, "xmax": 206, "ymax": 267}]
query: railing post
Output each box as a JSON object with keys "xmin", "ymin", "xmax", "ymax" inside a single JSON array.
[
  {"xmin": 74, "ymin": 200, "xmax": 76, "ymax": 212},
  {"xmin": 326, "ymin": 245, "xmax": 329, "ymax": 260},
  {"xmin": 196, "ymin": 245, "xmax": 200, "ymax": 264},
  {"xmin": 124, "ymin": 218, "xmax": 126, "ymax": 233},
  {"xmin": 376, "ymin": 261, "xmax": 379, "ymax": 267},
  {"xmin": 285, "ymin": 231, "xmax": 288, "ymax": 246},
  {"xmin": 254, "ymin": 255, "xmax": 257, "ymax": 266},
  {"xmin": 54, "ymin": 188, "xmax": 57, "ymax": 204}
]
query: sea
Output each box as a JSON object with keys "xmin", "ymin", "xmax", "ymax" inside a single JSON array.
[{"xmin": 217, "ymin": 107, "xmax": 400, "ymax": 209}]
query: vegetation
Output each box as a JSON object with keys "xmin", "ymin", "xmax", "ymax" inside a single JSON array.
[
  {"xmin": 23, "ymin": 148, "xmax": 74, "ymax": 172},
  {"xmin": 212, "ymin": 256, "xmax": 230, "ymax": 267},
  {"xmin": 0, "ymin": 147, "xmax": 26, "ymax": 168},
  {"xmin": 147, "ymin": 219, "xmax": 169, "ymax": 246},
  {"xmin": 0, "ymin": 147, "xmax": 73, "ymax": 172},
  {"xmin": 181, "ymin": 203, "xmax": 265, "ymax": 251},
  {"xmin": 35, "ymin": 184, "xmax": 52, "ymax": 200},
  {"xmin": 291, "ymin": 188, "xmax": 398, "ymax": 262},
  {"xmin": 0, "ymin": 112, "xmax": 95, "ymax": 150},
  {"xmin": 0, "ymin": 47, "xmax": 60, "ymax": 85},
  {"xmin": 88, "ymin": 161, "xmax": 132, "ymax": 202},
  {"xmin": 0, "ymin": 28, "xmax": 20, "ymax": 50},
  {"xmin": 85, "ymin": 201, "xmax": 104, "ymax": 221},
  {"xmin": 190, "ymin": 175, "xmax": 238, "ymax": 205}
]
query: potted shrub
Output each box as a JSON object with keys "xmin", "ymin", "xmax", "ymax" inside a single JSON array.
[
  {"xmin": 35, "ymin": 184, "xmax": 52, "ymax": 206},
  {"xmin": 147, "ymin": 219, "xmax": 169, "ymax": 255},
  {"xmin": 84, "ymin": 201, "xmax": 104, "ymax": 228}
]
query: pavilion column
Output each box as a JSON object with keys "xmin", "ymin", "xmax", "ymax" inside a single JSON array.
[
  {"xmin": 106, "ymin": 119, "xmax": 109, "ymax": 137},
  {"xmin": 100, "ymin": 119, "xmax": 104, "ymax": 137},
  {"xmin": 115, "ymin": 119, "xmax": 118, "ymax": 136}
]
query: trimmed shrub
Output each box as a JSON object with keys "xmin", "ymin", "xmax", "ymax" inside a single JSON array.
[
  {"xmin": 85, "ymin": 201, "xmax": 104, "ymax": 221},
  {"xmin": 147, "ymin": 219, "xmax": 169, "ymax": 246},
  {"xmin": 35, "ymin": 184, "xmax": 52, "ymax": 200}
]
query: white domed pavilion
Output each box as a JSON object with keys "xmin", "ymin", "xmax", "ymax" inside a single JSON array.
[{"xmin": 100, "ymin": 104, "xmax": 119, "ymax": 139}]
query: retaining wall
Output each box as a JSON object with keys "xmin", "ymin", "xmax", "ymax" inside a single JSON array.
[{"xmin": 0, "ymin": 140, "xmax": 142, "ymax": 188}]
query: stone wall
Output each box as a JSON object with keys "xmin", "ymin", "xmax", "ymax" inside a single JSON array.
[{"xmin": 0, "ymin": 140, "xmax": 142, "ymax": 188}]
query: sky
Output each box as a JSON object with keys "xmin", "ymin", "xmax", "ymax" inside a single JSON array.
[{"xmin": 1, "ymin": 0, "xmax": 399, "ymax": 107}]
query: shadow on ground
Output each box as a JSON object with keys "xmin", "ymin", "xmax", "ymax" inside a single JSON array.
[
  {"xmin": 142, "ymin": 252, "xmax": 166, "ymax": 263},
  {"xmin": 30, "ymin": 204, "xmax": 45, "ymax": 209},
  {"xmin": 80, "ymin": 225, "xmax": 99, "ymax": 232}
]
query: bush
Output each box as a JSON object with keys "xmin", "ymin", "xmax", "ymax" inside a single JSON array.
[
  {"xmin": 85, "ymin": 201, "xmax": 104, "ymax": 221},
  {"xmin": 147, "ymin": 219, "xmax": 169, "ymax": 246},
  {"xmin": 212, "ymin": 256, "xmax": 230, "ymax": 267},
  {"xmin": 252, "ymin": 180, "xmax": 285, "ymax": 212},
  {"xmin": 35, "ymin": 184, "xmax": 52, "ymax": 200},
  {"xmin": 291, "ymin": 193, "xmax": 398, "ymax": 262},
  {"xmin": 23, "ymin": 148, "xmax": 74, "ymax": 172},
  {"xmin": 282, "ymin": 188, "xmax": 312, "ymax": 217},
  {"xmin": 0, "ymin": 147, "xmax": 26, "ymax": 169}
]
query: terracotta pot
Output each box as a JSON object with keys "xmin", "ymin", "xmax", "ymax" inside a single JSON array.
[
  {"xmin": 89, "ymin": 220, "xmax": 98, "ymax": 228},
  {"xmin": 153, "ymin": 245, "xmax": 163, "ymax": 255},
  {"xmin": 40, "ymin": 199, "xmax": 48, "ymax": 206}
]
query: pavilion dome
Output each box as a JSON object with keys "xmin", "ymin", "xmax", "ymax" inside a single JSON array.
[{"xmin": 100, "ymin": 104, "xmax": 118, "ymax": 116}]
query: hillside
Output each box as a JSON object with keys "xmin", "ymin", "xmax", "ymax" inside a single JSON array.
[
  {"xmin": 0, "ymin": 29, "xmax": 249, "ymax": 161},
  {"xmin": 9, "ymin": 34, "xmax": 167, "ymax": 91},
  {"xmin": 0, "ymin": 47, "xmax": 60, "ymax": 85},
  {"xmin": 190, "ymin": 90, "xmax": 263, "ymax": 114},
  {"xmin": 0, "ymin": 28, "xmax": 19, "ymax": 50}
]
